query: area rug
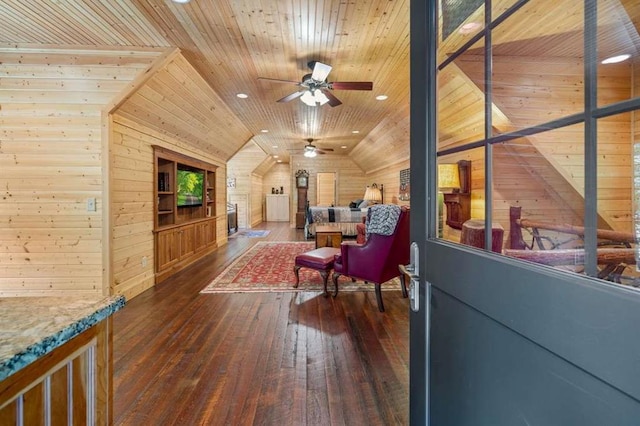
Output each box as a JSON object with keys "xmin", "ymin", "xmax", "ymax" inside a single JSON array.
[
  {"xmin": 228, "ymin": 229, "xmax": 271, "ymax": 238},
  {"xmin": 200, "ymin": 241, "xmax": 401, "ymax": 294}
]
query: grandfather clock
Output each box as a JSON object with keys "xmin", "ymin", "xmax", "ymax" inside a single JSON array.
[{"xmin": 295, "ymin": 169, "xmax": 309, "ymax": 229}]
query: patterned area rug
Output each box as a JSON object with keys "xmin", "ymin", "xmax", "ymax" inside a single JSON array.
[
  {"xmin": 200, "ymin": 241, "xmax": 402, "ymax": 294},
  {"xmin": 228, "ymin": 229, "xmax": 271, "ymax": 238}
]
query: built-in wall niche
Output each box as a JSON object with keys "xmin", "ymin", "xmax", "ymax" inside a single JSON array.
[
  {"xmin": 153, "ymin": 146, "xmax": 217, "ymax": 229},
  {"xmin": 153, "ymin": 146, "xmax": 218, "ymax": 283}
]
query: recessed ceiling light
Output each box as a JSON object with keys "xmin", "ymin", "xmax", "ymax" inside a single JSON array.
[
  {"xmin": 351, "ymin": 130, "xmax": 360, "ymax": 134},
  {"xmin": 171, "ymin": 0, "xmax": 190, "ymax": 3},
  {"xmin": 272, "ymin": 145, "xmax": 278, "ymax": 148},
  {"xmin": 261, "ymin": 129, "xmax": 269, "ymax": 133},
  {"xmin": 277, "ymin": 160, "xmax": 282, "ymax": 163},
  {"xmin": 376, "ymin": 95, "xmax": 388, "ymax": 101},
  {"xmin": 236, "ymin": 93, "xmax": 248, "ymax": 99},
  {"xmin": 459, "ymin": 22, "xmax": 481, "ymax": 34},
  {"xmin": 341, "ymin": 145, "xmax": 347, "ymax": 149},
  {"xmin": 273, "ymin": 155, "xmax": 279, "ymax": 158},
  {"xmin": 601, "ymin": 54, "xmax": 630, "ymax": 64}
]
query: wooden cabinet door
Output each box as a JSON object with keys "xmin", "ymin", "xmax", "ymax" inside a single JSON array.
[
  {"xmin": 205, "ymin": 219, "xmax": 216, "ymax": 246},
  {"xmin": 156, "ymin": 229, "xmax": 180, "ymax": 271},
  {"xmin": 178, "ymin": 224, "xmax": 195, "ymax": 259},
  {"xmin": 194, "ymin": 222, "xmax": 208, "ymax": 252}
]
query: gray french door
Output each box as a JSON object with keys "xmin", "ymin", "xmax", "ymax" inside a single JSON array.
[{"xmin": 410, "ymin": 0, "xmax": 640, "ymax": 424}]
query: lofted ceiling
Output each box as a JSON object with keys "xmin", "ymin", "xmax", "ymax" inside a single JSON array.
[{"xmin": 0, "ymin": 0, "xmax": 410, "ymax": 170}]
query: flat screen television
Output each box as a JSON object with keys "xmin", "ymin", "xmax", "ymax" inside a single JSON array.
[{"xmin": 176, "ymin": 168, "xmax": 204, "ymax": 207}]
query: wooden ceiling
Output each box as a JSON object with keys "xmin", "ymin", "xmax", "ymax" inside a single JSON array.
[{"xmin": 0, "ymin": 0, "xmax": 410, "ymax": 170}]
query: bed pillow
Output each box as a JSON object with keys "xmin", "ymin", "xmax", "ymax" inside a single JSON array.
[
  {"xmin": 358, "ymin": 200, "xmax": 369, "ymax": 208},
  {"xmin": 350, "ymin": 199, "xmax": 363, "ymax": 208}
]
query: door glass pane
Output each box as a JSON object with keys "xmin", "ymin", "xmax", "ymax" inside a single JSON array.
[
  {"xmin": 597, "ymin": 0, "xmax": 640, "ymax": 107},
  {"xmin": 437, "ymin": 148, "xmax": 485, "ymax": 243},
  {"xmin": 439, "ymin": 0, "xmax": 485, "ymax": 56},
  {"xmin": 597, "ymin": 112, "xmax": 638, "ymax": 286},
  {"xmin": 491, "ymin": 0, "xmax": 584, "ymax": 131},
  {"xmin": 492, "ymin": 0, "xmax": 521, "ymax": 20},
  {"xmin": 493, "ymin": 125, "xmax": 587, "ymax": 263},
  {"xmin": 438, "ymin": 40, "xmax": 486, "ymax": 151}
]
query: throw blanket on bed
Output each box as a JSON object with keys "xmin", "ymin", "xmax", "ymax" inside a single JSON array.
[
  {"xmin": 308, "ymin": 206, "xmax": 364, "ymax": 224},
  {"xmin": 366, "ymin": 204, "xmax": 402, "ymax": 240}
]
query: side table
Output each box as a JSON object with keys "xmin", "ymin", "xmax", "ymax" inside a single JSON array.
[{"xmin": 315, "ymin": 225, "xmax": 342, "ymax": 248}]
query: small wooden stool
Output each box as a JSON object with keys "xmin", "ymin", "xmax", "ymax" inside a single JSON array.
[
  {"xmin": 294, "ymin": 247, "xmax": 341, "ymax": 296},
  {"xmin": 315, "ymin": 225, "xmax": 342, "ymax": 248}
]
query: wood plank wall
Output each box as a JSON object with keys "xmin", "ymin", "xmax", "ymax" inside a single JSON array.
[
  {"xmin": 250, "ymin": 174, "xmax": 264, "ymax": 227},
  {"xmin": 263, "ymin": 163, "xmax": 292, "ymax": 222},
  {"xmin": 110, "ymin": 116, "xmax": 227, "ymax": 299},
  {"xmin": 0, "ymin": 49, "xmax": 157, "ymax": 296},
  {"xmin": 109, "ymin": 52, "xmax": 250, "ymax": 300},
  {"xmin": 290, "ymin": 155, "xmax": 367, "ymax": 225},
  {"xmin": 367, "ymin": 159, "xmax": 411, "ymax": 207},
  {"xmin": 227, "ymin": 141, "xmax": 268, "ymax": 229},
  {"xmin": 445, "ymin": 53, "xmax": 634, "ymax": 249}
]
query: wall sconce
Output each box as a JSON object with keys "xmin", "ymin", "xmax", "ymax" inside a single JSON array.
[
  {"xmin": 439, "ymin": 160, "xmax": 471, "ymax": 230},
  {"xmin": 363, "ymin": 183, "xmax": 384, "ymax": 204}
]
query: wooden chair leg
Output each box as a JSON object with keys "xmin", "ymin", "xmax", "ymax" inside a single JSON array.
[
  {"xmin": 293, "ymin": 265, "xmax": 301, "ymax": 288},
  {"xmin": 331, "ymin": 272, "xmax": 341, "ymax": 297},
  {"xmin": 319, "ymin": 271, "xmax": 329, "ymax": 297},
  {"xmin": 375, "ymin": 283, "xmax": 385, "ymax": 312}
]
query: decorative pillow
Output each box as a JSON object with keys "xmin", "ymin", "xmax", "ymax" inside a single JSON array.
[
  {"xmin": 358, "ymin": 200, "xmax": 369, "ymax": 208},
  {"xmin": 349, "ymin": 201, "xmax": 358, "ymax": 208}
]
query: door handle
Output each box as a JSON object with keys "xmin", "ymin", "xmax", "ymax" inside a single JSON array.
[{"xmin": 399, "ymin": 242, "xmax": 421, "ymax": 312}]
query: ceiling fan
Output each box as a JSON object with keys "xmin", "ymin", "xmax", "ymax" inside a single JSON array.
[
  {"xmin": 258, "ymin": 61, "xmax": 373, "ymax": 107},
  {"xmin": 295, "ymin": 138, "xmax": 334, "ymax": 157}
]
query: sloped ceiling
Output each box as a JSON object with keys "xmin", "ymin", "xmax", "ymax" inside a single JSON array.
[{"xmin": 0, "ymin": 0, "xmax": 411, "ymax": 167}]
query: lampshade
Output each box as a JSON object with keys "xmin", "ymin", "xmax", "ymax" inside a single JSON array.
[
  {"xmin": 438, "ymin": 164, "xmax": 461, "ymax": 191},
  {"xmin": 363, "ymin": 183, "xmax": 382, "ymax": 203}
]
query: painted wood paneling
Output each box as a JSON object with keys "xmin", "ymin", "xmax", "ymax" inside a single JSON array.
[{"xmin": 0, "ymin": 48, "xmax": 159, "ymax": 297}]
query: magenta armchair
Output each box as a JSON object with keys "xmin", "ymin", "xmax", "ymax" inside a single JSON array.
[{"xmin": 332, "ymin": 206, "xmax": 410, "ymax": 312}]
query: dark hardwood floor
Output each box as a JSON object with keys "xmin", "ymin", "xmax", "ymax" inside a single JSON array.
[{"xmin": 112, "ymin": 222, "xmax": 409, "ymax": 425}]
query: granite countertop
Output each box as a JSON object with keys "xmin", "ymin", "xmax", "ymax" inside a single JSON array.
[{"xmin": 0, "ymin": 295, "xmax": 125, "ymax": 382}]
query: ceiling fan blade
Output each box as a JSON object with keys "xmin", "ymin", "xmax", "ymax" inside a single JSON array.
[
  {"xmin": 311, "ymin": 62, "xmax": 332, "ymax": 82},
  {"xmin": 320, "ymin": 88, "xmax": 342, "ymax": 107},
  {"xmin": 319, "ymin": 148, "xmax": 334, "ymax": 152},
  {"xmin": 316, "ymin": 150, "xmax": 327, "ymax": 154},
  {"xmin": 330, "ymin": 81, "xmax": 373, "ymax": 90},
  {"xmin": 258, "ymin": 77, "xmax": 301, "ymax": 85},
  {"xmin": 277, "ymin": 91, "xmax": 305, "ymax": 103}
]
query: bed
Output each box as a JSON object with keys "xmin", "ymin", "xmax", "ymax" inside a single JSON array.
[{"xmin": 305, "ymin": 205, "xmax": 368, "ymax": 237}]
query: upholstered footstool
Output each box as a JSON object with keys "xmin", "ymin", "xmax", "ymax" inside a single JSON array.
[{"xmin": 293, "ymin": 247, "xmax": 341, "ymax": 296}]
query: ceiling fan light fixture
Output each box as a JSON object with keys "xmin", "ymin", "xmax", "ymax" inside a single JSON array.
[
  {"xmin": 315, "ymin": 90, "xmax": 330, "ymax": 105},
  {"xmin": 300, "ymin": 90, "xmax": 317, "ymax": 106},
  {"xmin": 304, "ymin": 150, "xmax": 317, "ymax": 158}
]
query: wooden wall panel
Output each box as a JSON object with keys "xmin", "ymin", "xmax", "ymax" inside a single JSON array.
[
  {"xmin": 111, "ymin": 115, "xmax": 226, "ymax": 300},
  {"xmin": 227, "ymin": 141, "xmax": 268, "ymax": 228},
  {"xmin": 263, "ymin": 163, "xmax": 291, "ymax": 198},
  {"xmin": 367, "ymin": 159, "xmax": 411, "ymax": 207},
  {"xmin": 0, "ymin": 48, "xmax": 157, "ymax": 297},
  {"xmin": 115, "ymin": 54, "xmax": 253, "ymax": 162},
  {"xmin": 291, "ymin": 155, "xmax": 367, "ymax": 224},
  {"xmin": 455, "ymin": 53, "xmax": 633, "ymax": 233},
  {"xmin": 250, "ymin": 174, "xmax": 264, "ymax": 227},
  {"xmin": 263, "ymin": 163, "xmax": 292, "ymax": 223}
]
